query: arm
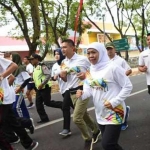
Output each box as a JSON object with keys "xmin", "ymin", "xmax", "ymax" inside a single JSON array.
[
  {"xmin": 122, "ymin": 59, "xmax": 132, "ymax": 76},
  {"xmin": 76, "ymin": 80, "xmax": 92, "ymax": 100},
  {"xmin": 125, "ymin": 69, "xmax": 132, "ymax": 76},
  {"xmin": 138, "ymin": 53, "xmax": 147, "ymax": 72},
  {"xmin": 41, "ymin": 65, "xmax": 51, "ymax": 85},
  {"xmin": 110, "ymin": 66, "xmax": 133, "ymax": 108},
  {"xmin": 138, "ymin": 65, "xmax": 147, "ymax": 72},
  {"xmin": 1, "ymin": 62, "xmax": 18, "ymax": 78},
  {"xmin": 59, "ymin": 70, "xmax": 67, "ymax": 82},
  {"xmin": 7, "ymin": 74, "xmax": 15, "ymax": 86}
]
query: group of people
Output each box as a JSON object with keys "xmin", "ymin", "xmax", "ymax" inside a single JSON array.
[{"xmin": 1, "ymin": 34, "xmax": 150, "ymax": 150}]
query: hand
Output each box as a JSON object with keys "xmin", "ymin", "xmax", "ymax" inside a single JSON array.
[
  {"xmin": 104, "ymin": 101, "xmax": 113, "ymax": 109},
  {"xmin": 76, "ymin": 72, "xmax": 86, "ymax": 80},
  {"xmin": 15, "ymin": 87, "xmax": 22, "ymax": 94},
  {"xmin": 142, "ymin": 66, "xmax": 147, "ymax": 72},
  {"xmin": 53, "ymin": 75, "xmax": 58, "ymax": 80},
  {"xmin": 59, "ymin": 70, "xmax": 67, "ymax": 78},
  {"xmin": 76, "ymin": 90, "xmax": 83, "ymax": 98},
  {"xmin": 38, "ymin": 84, "xmax": 44, "ymax": 90}
]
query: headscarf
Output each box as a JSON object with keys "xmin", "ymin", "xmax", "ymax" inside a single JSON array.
[
  {"xmin": 12, "ymin": 53, "xmax": 26, "ymax": 77},
  {"xmin": 54, "ymin": 48, "xmax": 65, "ymax": 65},
  {"xmin": 87, "ymin": 42, "xmax": 109, "ymax": 71}
]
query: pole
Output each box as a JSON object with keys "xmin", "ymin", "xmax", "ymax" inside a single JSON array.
[{"xmin": 102, "ymin": 14, "xmax": 106, "ymax": 44}]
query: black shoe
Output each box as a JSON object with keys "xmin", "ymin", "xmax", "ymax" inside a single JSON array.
[
  {"xmin": 29, "ymin": 118, "xmax": 35, "ymax": 134},
  {"xmin": 10, "ymin": 137, "xmax": 20, "ymax": 144},
  {"xmin": 84, "ymin": 140, "xmax": 93, "ymax": 150},
  {"xmin": 92, "ymin": 130, "xmax": 101, "ymax": 143},
  {"xmin": 27, "ymin": 103, "xmax": 35, "ymax": 109},
  {"xmin": 37, "ymin": 119, "xmax": 49, "ymax": 124},
  {"xmin": 26, "ymin": 141, "xmax": 38, "ymax": 150}
]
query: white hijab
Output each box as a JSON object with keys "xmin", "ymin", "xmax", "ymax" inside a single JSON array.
[{"xmin": 87, "ymin": 42, "xmax": 109, "ymax": 71}]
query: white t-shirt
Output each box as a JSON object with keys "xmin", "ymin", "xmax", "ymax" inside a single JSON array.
[
  {"xmin": 26, "ymin": 63, "xmax": 34, "ymax": 83},
  {"xmin": 0, "ymin": 57, "xmax": 15, "ymax": 104},
  {"xmin": 62, "ymin": 53, "xmax": 90, "ymax": 89},
  {"xmin": 138, "ymin": 49, "xmax": 150, "ymax": 85},
  {"xmin": 51, "ymin": 62, "xmax": 67, "ymax": 94},
  {"xmin": 81, "ymin": 62, "xmax": 133, "ymax": 125},
  {"xmin": 111, "ymin": 55, "xmax": 131, "ymax": 71},
  {"xmin": 26, "ymin": 63, "xmax": 34, "ymax": 74},
  {"xmin": 13, "ymin": 71, "xmax": 30, "ymax": 92}
]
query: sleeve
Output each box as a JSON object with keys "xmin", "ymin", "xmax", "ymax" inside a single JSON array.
[
  {"xmin": 51, "ymin": 65, "xmax": 55, "ymax": 77},
  {"xmin": 41, "ymin": 65, "xmax": 51, "ymax": 85},
  {"xmin": 81, "ymin": 80, "xmax": 93, "ymax": 100},
  {"xmin": 51, "ymin": 63, "xmax": 61, "ymax": 77},
  {"xmin": 27, "ymin": 65, "xmax": 34, "ymax": 74},
  {"xmin": 80, "ymin": 57, "xmax": 90, "ymax": 73},
  {"xmin": 110, "ymin": 66, "xmax": 133, "ymax": 108},
  {"xmin": 21, "ymin": 71, "xmax": 30, "ymax": 81},
  {"xmin": 138, "ymin": 53, "xmax": 144, "ymax": 66},
  {"xmin": 0, "ymin": 57, "xmax": 12, "ymax": 70},
  {"xmin": 122, "ymin": 60, "xmax": 131, "ymax": 71},
  {"xmin": 42, "ymin": 65, "xmax": 50, "ymax": 75}
]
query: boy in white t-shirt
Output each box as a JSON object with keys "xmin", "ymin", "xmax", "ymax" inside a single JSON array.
[
  {"xmin": 23, "ymin": 56, "xmax": 36, "ymax": 109},
  {"xmin": 138, "ymin": 33, "xmax": 150, "ymax": 94},
  {"xmin": 0, "ymin": 57, "xmax": 38, "ymax": 150}
]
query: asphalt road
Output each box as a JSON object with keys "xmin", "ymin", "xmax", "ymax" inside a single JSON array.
[{"xmin": 13, "ymin": 74, "xmax": 150, "ymax": 150}]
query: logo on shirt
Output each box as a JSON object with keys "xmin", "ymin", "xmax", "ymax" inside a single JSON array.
[{"xmin": 85, "ymin": 70, "xmax": 108, "ymax": 91}]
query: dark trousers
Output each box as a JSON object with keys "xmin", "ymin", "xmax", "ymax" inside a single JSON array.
[
  {"xmin": 3, "ymin": 117, "xmax": 32, "ymax": 143},
  {"xmin": 99, "ymin": 124, "xmax": 123, "ymax": 150},
  {"xmin": 0, "ymin": 128, "xmax": 13, "ymax": 150},
  {"xmin": 147, "ymin": 85, "xmax": 150, "ymax": 94},
  {"xmin": 0, "ymin": 104, "xmax": 32, "ymax": 149},
  {"xmin": 36, "ymin": 86, "xmax": 63, "ymax": 121},
  {"xmin": 62, "ymin": 90, "xmax": 74, "ymax": 130}
]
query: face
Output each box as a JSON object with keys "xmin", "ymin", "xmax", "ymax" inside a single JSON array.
[
  {"xmin": 87, "ymin": 48, "xmax": 99, "ymax": 65},
  {"xmin": 106, "ymin": 47, "xmax": 116, "ymax": 59},
  {"xmin": 30, "ymin": 58, "xmax": 38, "ymax": 65},
  {"xmin": 54, "ymin": 51, "xmax": 60, "ymax": 61},
  {"xmin": 61, "ymin": 42, "xmax": 74, "ymax": 57},
  {"xmin": 147, "ymin": 35, "xmax": 150, "ymax": 48},
  {"xmin": 23, "ymin": 58, "xmax": 29, "ymax": 64}
]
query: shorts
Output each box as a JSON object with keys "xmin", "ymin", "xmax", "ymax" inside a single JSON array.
[
  {"xmin": 27, "ymin": 82, "xmax": 36, "ymax": 91},
  {"xmin": 148, "ymin": 85, "xmax": 150, "ymax": 94}
]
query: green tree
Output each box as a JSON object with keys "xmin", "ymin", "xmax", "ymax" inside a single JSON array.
[{"xmin": 0, "ymin": 0, "xmax": 41, "ymax": 55}]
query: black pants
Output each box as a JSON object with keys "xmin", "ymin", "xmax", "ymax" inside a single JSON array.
[
  {"xmin": 147, "ymin": 85, "xmax": 150, "ymax": 94},
  {"xmin": 36, "ymin": 86, "xmax": 63, "ymax": 121},
  {"xmin": 62, "ymin": 90, "xmax": 74, "ymax": 130},
  {"xmin": 3, "ymin": 117, "xmax": 32, "ymax": 143},
  {"xmin": 99, "ymin": 124, "xmax": 123, "ymax": 150},
  {"xmin": 0, "ymin": 104, "xmax": 32, "ymax": 149}
]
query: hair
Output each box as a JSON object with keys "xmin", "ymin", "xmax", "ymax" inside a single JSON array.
[
  {"xmin": 4, "ymin": 52, "xmax": 11, "ymax": 58},
  {"xmin": 24, "ymin": 56, "xmax": 30, "ymax": 59},
  {"xmin": 147, "ymin": 33, "xmax": 150, "ymax": 37},
  {"xmin": 62, "ymin": 39, "xmax": 75, "ymax": 47}
]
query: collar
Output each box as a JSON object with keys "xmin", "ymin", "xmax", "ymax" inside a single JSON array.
[
  {"xmin": 66, "ymin": 53, "xmax": 78, "ymax": 61},
  {"xmin": 111, "ymin": 54, "xmax": 118, "ymax": 61}
]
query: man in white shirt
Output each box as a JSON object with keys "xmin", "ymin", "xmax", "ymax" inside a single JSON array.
[
  {"xmin": 138, "ymin": 33, "xmax": 150, "ymax": 94},
  {"xmin": 105, "ymin": 42, "xmax": 132, "ymax": 131},
  {"xmin": 60, "ymin": 39, "xmax": 100, "ymax": 150},
  {"xmin": 23, "ymin": 56, "xmax": 36, "ymax": 109},
  {"xmin": 0, "ymin": 57, "xmax": 38, "ymax": 150}
]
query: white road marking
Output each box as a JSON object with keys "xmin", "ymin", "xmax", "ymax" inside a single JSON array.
[{"xmin": 35, "ymin": 88, "xmax": 148, "ymax": 130}]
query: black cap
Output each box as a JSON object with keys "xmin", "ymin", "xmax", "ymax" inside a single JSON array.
[{"xmin": 28, "ymin": 54, "xmax": 41, "ymax": 61}]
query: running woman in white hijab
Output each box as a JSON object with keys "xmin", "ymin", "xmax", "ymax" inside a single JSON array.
[{"xmin": 76, "ymin": 42, "xmax": 133, "ymax": 150}]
